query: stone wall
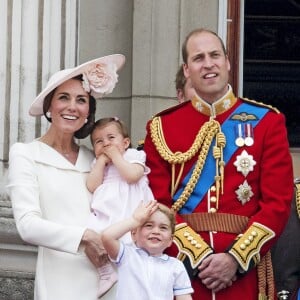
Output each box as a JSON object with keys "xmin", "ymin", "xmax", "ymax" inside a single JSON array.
[{"xmin": 0, "ymin": 183, "xmax": 36, "ymax": 300}]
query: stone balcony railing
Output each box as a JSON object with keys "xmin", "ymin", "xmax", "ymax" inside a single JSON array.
[{"xmin": 0, "ymin": 192, "xmax": 36, "ymax": 300}]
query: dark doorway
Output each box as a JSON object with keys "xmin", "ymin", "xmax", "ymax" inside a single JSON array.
[{"xmin": 243, "ymin": 0, "xmax": 300, "ymax": 147}]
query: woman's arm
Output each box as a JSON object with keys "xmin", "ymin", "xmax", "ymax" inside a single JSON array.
[
  {"xmin": 80, "ymin": 229, "xmax": 107, "ymax": 268},
  {"xmin": 7, "ymin": 143, "xmax": 97, "ymax": 254}
]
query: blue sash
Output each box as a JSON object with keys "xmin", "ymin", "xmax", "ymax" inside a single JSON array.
[{"xmin": 173, "ymin": 103, "xmax": 269, "ymax": 213}]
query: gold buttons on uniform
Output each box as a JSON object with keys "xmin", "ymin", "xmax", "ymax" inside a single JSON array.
[
  {"xmin": 239, "ymin": 230, "xmax": 258, "ymax": 250},
  {"xmin": 210, "ymin": 196, "xmax": 217, "ymax": 203},
  {"xmin": 183, "ymin": 231, "xmax": 202, "ymax": 248},
  {"xmin": 209, "ymin": 208, "xmax": 217, "ymax": 213}
]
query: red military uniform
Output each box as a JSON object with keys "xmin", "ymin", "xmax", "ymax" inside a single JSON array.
[{"xmin": 143, "ymin": 87, "xmax": 294, "ymax": 300}]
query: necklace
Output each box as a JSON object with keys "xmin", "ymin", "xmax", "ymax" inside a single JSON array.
[
  {"xmin": 38, "ymin": 136, "xmax": 79, "ymax": 161},
  {"xmin": 57, "ymin": 145, "xmax": 79, "ymax": 158}
]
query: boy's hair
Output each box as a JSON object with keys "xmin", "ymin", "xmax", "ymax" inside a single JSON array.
[
  {"xmin": 90, "ymin": 117, "xmax": 130, "ymax": 144},
  {"xmin": 157, "ymin": 203, "xmax": 176, "ymax": 234},
  {"xmin": 175, "ymin": 65, "xmax": 186, "ymax": 91}
]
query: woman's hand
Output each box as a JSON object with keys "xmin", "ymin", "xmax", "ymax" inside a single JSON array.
[{"xmin": 81, "ymin": 229, "xmax": 106, "ymax": 268}]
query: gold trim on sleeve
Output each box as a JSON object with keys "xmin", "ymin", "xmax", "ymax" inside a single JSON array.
[
  {"xmin": 228, "ymin": 222, "xmax": 275, "ymax": 271},
  {"xmin": 173, "ymin": 223, "xmax": 213, "ymax": 268}
]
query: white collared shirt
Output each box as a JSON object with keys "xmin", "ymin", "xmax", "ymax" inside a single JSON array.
[{"xmin": 111, "ymin": 242, "xmax": 194, "ymax": 300}]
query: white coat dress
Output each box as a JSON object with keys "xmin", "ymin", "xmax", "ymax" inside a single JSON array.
[{"xmin": 7, "ymin": 140, "xmax": 116, "ymax": 300}]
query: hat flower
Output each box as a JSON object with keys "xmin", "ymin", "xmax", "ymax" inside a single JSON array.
[{"xmin": 82, "ymin": 63, "xmax": 118, "ymax": 98}]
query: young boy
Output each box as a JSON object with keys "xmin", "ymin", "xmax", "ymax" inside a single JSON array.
[{"xmin": 101, "ymin": 200, "xmax": 194, "ymax": 300}]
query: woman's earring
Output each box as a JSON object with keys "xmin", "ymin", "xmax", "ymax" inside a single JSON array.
[
  {"xmin": 46, "ymin": 111, "xmax": 51, "ymax": 118},
  {"xmin": 84, "ymin": 118, "xmax": 88, "ymax": 124}
]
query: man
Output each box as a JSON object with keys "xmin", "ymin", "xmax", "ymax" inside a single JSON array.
[
  {"xmin": 175, "ymin": 64, "xmax": 195, "ymax": 103},
  {"xmin": 143, "ymin": 28, "xmax": 294, "ymax": 300}
]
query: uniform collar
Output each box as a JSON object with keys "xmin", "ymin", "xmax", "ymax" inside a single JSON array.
[{"xmin": 191, "ymin": 85, "xmax": 237, "ymax": 117}]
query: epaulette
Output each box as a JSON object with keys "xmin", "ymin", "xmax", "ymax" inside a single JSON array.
[
  {"xmin": 294, "ymin": 178, "xmax": 300, "ymax": 219},
  {"xmin": 241, "ymin": 98, "xmax": 280, "ymax": 114},
  {"xmin": 152, "ymin": 100, "xmax": 190, "ymax": 119}
]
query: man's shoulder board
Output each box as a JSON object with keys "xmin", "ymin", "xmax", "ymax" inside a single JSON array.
[
  {"xmin": 241, "ymin": 97, "xmax": 280, "ymax": 114},
  {"xmin": 152, "ymin": 100, "xmax": 190, "ymax": 118}
]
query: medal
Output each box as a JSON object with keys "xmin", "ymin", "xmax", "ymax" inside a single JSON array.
[
  {"xmin": 233, "ymin": 150, "xmax": 256, "ymax": 177},
  {"xmin": 235, "ymin": 180, "xmax": 254, "ymax": 205},
  {"xmin": 244, "ymin": 123, "xmax": 254, "ymax": 146},
  {"xmin": 235, "ymin": 124, "xmax": 245, "ymax": 147},
  {"xmin": 235, "ymin": 137, "xmax": 245, "ymax": 147}
]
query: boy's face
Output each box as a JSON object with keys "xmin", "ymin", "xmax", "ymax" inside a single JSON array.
[
  {"xmin": 131, "ymin": 210, "xmax": 173, "ymax": 256},
  {"xmin": 91, "ymin": 123, "xmax": 130, "ymax": 158}
]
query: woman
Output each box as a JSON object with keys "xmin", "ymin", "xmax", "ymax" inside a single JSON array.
[{"xmin": 7, "ymin": 54, "xmax": 125, "ymax": 300}]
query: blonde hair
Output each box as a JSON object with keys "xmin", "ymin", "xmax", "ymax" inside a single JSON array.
[{"xmin": 157, "ymin": 203, "xmax": 176, "ymax": 234}]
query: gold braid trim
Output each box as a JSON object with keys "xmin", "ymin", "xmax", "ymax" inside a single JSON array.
[
  {"xmin": 150, "ymin": 116, "xmax": 225, "ymax": 212},
  {"xmin": 242, "ymin": 97, "xmax": 280, "ymax": 114},
  {"xmin": 266, "ymin": 252, "xmax": 275, "ymax": 300},
  {"xmin": 150, "ymin": 116, "xmax": 220, "ymax": 164},
  {"xmin": 228, "ymin": 222, "xmax": 275, "ymax": 271},
  {"xmin": 257, "ymin": 251, "xmax": 275, "ymax": 300},
  {"xmin": 295, "ymin": 182, "xmax": 300, "ymax": 219},
  {"xmin": 173, "ymin": 223, "xmax": 213, "ymax": 268}
]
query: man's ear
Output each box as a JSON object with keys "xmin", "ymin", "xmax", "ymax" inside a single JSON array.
[
  {"xmin": 183, "ymin": 63, "xmax": 190, "ymax": 78},
  {"xmin": 226, "ymin": 55, "xmax": 231, "ymax": 72}
]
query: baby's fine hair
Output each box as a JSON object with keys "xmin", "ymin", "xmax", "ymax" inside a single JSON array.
[
  {"xmin": 90, "ymin": 117, "xmax": 130, "ymax": 144},
  {"xmin": 157, "ymin": 203, "xmax": 176, "ymax": 234}
]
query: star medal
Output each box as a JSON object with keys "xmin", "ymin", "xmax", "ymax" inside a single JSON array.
[
  {"xmin": 244, "ymin": 123, "xmax": 254, "ymax": 146},
  {"xmin": 233, "ymin": 150, "xmax": 256, "ymax": 177},
  {"xmin": 235, "ymin": 123, "xmax": 245, "ymax": 147},
  {"xmin": 235, "ymin": 180, "xmax": 254, "ymax": 205}
]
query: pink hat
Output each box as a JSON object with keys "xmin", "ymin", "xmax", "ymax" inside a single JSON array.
[{"xmin": 29, "ymin": 54, "xmax": 125, "ymax": 116}]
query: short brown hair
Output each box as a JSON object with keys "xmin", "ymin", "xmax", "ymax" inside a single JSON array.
[
  {"xmin": 182, "ymin": 28, "xmax": 227, "ymax": 64},
  {"xmin": 157, "ymin": 203, "xmax": 176, "ymax": 234},
  {"xmin": 175, "ymin": 65, "xmax": 186, "ymax": 91}
]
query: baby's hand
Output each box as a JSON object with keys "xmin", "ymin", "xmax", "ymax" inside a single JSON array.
[
  {"xmin": 103, "ymin": 144, "xmax": 121, "ymax": 161},
  {"xmin": 97, "ymin": 153, "xmax": 111, "ymax": 165},
  {"xmin": 132, "ymin": 200, "xmax": 158, "ymax": 225}
]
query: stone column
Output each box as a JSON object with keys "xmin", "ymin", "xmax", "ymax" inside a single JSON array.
[
  {"xmin": 0, "ymin": 0, "xmax": 220, "ymax": 298},
  {"xmin": 130, "ymin": 0, "xmax": 218, "ymax": 145},
  {"xmin": 0, "ymin": 0, "xmax": 77, "ymax": 298}
]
